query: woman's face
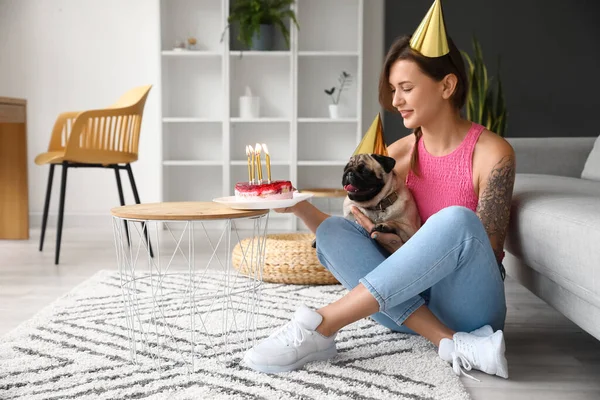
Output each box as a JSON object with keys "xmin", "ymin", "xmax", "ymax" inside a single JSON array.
[{"xmin": 388, "ymin": 59, "xmax": 446, "ymax": 129}]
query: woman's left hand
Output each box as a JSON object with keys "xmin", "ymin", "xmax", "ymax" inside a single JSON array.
[{"xmin": 351, "ymin": 207, "xmax": 405, "ymax": 253}]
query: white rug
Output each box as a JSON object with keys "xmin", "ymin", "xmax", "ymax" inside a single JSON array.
[{"xmin": 0, "ymin": 270, "xmax": 470, "ymax": 400}]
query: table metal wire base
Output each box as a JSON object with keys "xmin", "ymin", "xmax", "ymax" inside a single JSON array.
[{"xmin": 112, "ymin": 214, "xmax": 268, "ymax": 372}]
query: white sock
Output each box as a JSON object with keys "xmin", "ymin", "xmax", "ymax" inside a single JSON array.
[{"xmin": 438, "ymin": 338, "xmax": 455, "ymax": 363}]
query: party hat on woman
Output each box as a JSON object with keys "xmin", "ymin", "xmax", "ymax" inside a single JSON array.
[{"xmin": 409, "ymin": 0, "xmax": 449, "ymax": 57}]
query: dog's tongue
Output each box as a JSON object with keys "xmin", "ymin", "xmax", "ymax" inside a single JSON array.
[{"xmin": 344, "ymin": 184, "xmax": 359, "ymax": 193}]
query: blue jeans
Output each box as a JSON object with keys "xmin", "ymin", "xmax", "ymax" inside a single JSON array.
[{"xmin": 315, "ymin": 206, "xmax": 507, "ymax": 334}]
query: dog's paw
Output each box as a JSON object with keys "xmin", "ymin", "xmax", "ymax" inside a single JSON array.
[{"xmin": 372, "ymin": 223, "xmax": 395, "ymax": 234}]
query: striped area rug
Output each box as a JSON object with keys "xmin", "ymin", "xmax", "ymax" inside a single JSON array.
[{"xmin": 0, "ymin": 270, "xmax": 470, "ymax": 400}]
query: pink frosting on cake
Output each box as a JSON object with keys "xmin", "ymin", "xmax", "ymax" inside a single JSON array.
[{"xmin": 235, "ymin": 180, "xmax": 293, "ymax": 200}]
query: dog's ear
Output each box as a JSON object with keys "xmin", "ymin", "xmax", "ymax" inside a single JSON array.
[{"xmin": 371, "ymin": 154, "xmax": 396, "ymax": 173}]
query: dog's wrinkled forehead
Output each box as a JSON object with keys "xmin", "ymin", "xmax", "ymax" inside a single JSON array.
[{"xmin": 345, "ymin": 154, "xmax": 385, "ymax": 178}]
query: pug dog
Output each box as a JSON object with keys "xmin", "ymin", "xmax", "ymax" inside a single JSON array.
[{"xmin": 342, "ymin": 154, "xmax": 421, "ymax": 245}]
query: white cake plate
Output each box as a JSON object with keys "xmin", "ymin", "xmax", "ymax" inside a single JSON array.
[{"xmin": 213, "ymin": 192, "xmax": 313, "ymax": 210}]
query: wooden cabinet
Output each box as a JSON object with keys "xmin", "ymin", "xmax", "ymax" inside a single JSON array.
[{"xmin": 0, "ymin": 97, "xmax": 29, "ymax": 239}]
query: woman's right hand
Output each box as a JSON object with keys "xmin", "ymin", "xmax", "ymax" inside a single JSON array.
[
  {"xmin": 274, "ymin": 206, "xmax": 295, "ymax": 213},
  {"xmin": 274, "ymin": 198, "xmax": 308, "ymax": 213},
  {"xmin": 274, "ymin": 187, "xmax": 301, "ymax": 213}
]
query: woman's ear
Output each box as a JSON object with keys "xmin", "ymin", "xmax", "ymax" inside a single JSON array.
[{"xmin": 441, "ymin": 73, "xmax": 458, "ymax": 100}]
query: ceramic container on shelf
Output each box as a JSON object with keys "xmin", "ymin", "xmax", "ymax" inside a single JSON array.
[
  {"xmin": 239, "ymin": 86, "xmax": 260, "ymax": 119},
  {"xmin": 328, "ymin": 104, "xmax": 340, "ymax": 119}
]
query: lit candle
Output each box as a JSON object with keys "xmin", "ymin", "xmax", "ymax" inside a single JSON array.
[
  {"xmin": 262, "ymin": 143, "xmax": 271, "ymax": 183},
  {"xmin": 248, "ymin": 144, "xmax": 255, "ymax": 184},
  {"xmin": 245, "ymin": 145, "xmax": 253, "ymax": 184},
  {"xmin": 255, "ymin": 143, "xmax": 263, "ymax": 183}
]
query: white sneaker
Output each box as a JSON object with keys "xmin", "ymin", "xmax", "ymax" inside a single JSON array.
[
  {"xmin": 243, "ymin": 305, "xmax": 337, "ymax": 373},
  {"xmin": 451, "ymin": 331, "xmax": 509, "ymax": 381},
  {"xmin": 439, "ymin": 325, "xmax": 494, "ymax": 362},
  {"xmin": 470, "ymin": 325, "xmax": 493, "ymax": 337}
]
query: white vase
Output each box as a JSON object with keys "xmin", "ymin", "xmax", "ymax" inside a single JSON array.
[
  {"xmin": 328, "ymin": 104, "xmax": 340, "ymax": 119},
  {"xmin": 239, "ymin": 96, "xmax": 260, "ymax": 119}
]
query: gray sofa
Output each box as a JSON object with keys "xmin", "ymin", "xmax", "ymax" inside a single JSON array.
[{"xmin": 504, "ymin": 136, "xmax": 600, "ymax": 341}]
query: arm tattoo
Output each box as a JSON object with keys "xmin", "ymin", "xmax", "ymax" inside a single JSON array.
[{"xmin": 476, "ymin": 155, "xmax": 516, "ymax": 261}]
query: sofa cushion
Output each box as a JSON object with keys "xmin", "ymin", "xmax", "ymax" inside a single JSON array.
[
  {"xmin": 507, "ymin": 137, "xmax": 595, "ymax": 178},
  {"xmin": 582, "ymin": 135, "xmax": 600, "ymax": 181},
  {"xmin": 506, "ymin": 174, "xmax": 600, "ymax": 308}
]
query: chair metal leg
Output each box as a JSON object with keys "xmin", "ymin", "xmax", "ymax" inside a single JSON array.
[
  {"xmin": 125, "ymin": 164, "xmax": 154, "ymax": 258},
  {"xmin": 39, "ymin": 164, "xmax": 55, "ymax": 251},
  {"xmin": 55, "ymin": 162, "xmax": 68, "ymax": 265},
  {"xmin": 114, "ymin": 166, "xmax": 130, "ymax": 247}
]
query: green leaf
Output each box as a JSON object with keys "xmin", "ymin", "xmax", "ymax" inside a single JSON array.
[
  {"xmin": 225, "ymin": 0, "xmax": 300, "ymax": 49},
  {"xmin": 462, "ymin": 35, "xmax": 507, "ymax": 136}
]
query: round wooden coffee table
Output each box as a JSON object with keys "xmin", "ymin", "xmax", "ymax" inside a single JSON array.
[{"xmin": 111, "ymin": 202, "xmax": 269, "ymax": 370}]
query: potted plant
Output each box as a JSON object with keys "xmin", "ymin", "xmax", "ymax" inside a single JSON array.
[
  {"xmin": 224, "ymin": 0, "xmax": 299, "ymax": 51},
  {"xmin": 461, "ymin": 37, "xmax": 507, "ymax": 137},
  {"xmin": 325, "ymin": 71, "xmax": 352, "ymax": 119}
]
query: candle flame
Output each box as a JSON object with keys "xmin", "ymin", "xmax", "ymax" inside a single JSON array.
[
  {"xmin": 261, "ymin": 143, "xmax": 269, "ymax": 155},
  {"xmin": 255, "ymin": 143, "xmax": 262, "ymax": 154},
  {"xmin": 245, "ymin": 145, "xmax": 250, "ymax": 156},
  {"xmin": 248, "ymin": 144, "xmax": 254, "ymax": 153}
]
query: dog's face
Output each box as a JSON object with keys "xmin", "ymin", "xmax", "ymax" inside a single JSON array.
[{"xmin": 342, "ymin": 154, "xmax": 396, "ymax": 202}]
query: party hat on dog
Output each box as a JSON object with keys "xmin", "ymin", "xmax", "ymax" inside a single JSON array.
[
  {"xmin": 409, "ymin": 0, "xmax": 449, "ymax": 58},
  {"xmin": 353, "ymin": 113, "xmax": 388, "ymax": 156}
]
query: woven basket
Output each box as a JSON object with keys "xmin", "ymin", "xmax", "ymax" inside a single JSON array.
[{"xmin": 231, "ymin": 233, "xmax": 339, "ymax": 285}]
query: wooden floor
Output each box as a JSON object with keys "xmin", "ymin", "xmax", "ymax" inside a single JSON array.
[{"xmin": 2, "ymin": 227, "xmax": 600, "ymax": 400}]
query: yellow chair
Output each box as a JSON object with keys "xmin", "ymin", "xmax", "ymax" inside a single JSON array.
[{"xmin": 35, "ymin": 85, "xmax": 154, "ymax": 264}]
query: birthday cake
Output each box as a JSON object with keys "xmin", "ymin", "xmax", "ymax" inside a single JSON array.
[
  {"xmin": 236, "ymin": 143, "xmax": 294, "ymax": 201},
  {"xmin": 235, "ymin": 180, "xmax": 294, "ymax": 201}
]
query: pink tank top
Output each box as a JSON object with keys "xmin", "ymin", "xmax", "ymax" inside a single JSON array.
[{"xmin": 405, "ymin": 123, "xmax": 483, "ymax": 223}]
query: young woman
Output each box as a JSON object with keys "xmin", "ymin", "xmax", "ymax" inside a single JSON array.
[{"xmin": 243, "ymin": 34, "xmax": 515, "ymax": 381}]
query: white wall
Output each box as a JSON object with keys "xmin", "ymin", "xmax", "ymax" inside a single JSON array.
[
  {"xmin": 0, "ymin": 0, "xmax": 382, "ymax": 229},
  {"xmin": 0, "ymin": 0, "xmax": 162, "ymax": 229}
]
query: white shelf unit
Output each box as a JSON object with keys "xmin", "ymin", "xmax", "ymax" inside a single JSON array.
[{"xmin": 159, "ymin": 0, "xmax": 363, "ymax": 230}]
